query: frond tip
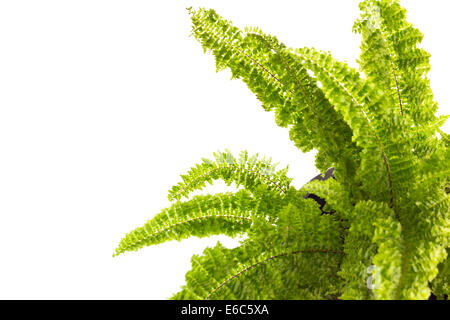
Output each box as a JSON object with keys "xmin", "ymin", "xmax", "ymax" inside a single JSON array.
[{"xmin": 114, "ymin": 190, "xmax": 260, "ymax": 257}]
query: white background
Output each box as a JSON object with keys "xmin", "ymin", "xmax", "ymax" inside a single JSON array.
[{"xmin": 0, "ymin": 0, "xmax": 448, "ymax": 299}]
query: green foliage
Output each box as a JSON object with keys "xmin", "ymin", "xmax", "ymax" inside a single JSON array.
[
  {"xmin": 172, "ymin": 201, "xmax": 343, "ymax": 300},
  {"xmin": 114, "ymin": 0, "xmax": 449, "ymax": 300},
  {"xmin": 114, "ymin": 191, "xmax": 256, "ymax": 257},
  {"xmin": 168, "ymin": 150, "xmax": 292, "ymax": 201}
]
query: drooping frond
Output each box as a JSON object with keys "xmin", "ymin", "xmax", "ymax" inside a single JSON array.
[
  {"xmin": 171, "ymin": 242, "xmax": 342, "ymax": 300},
  {"xmin": 114, "ymin": 190, "xmax": 261, "ymax": 256},
  {"xmin": 168, "ymin": 150, "xmax": 292, "ymax": 201},
  {"xmin": 172, "ymin": 202, "xmax": 343, "ymax": 300}
]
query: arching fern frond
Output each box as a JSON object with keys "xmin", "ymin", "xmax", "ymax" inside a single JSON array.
[
  {"xmin": 188, "ymin": 8, "xmax": 293, "ymax": 121},
  {"xmin": 114, "ymin": 190, "xmax": 261, "ymax": 257},
  {"xmin": 171, "ymin": 242, "xmax": 342, "ymax": 300},
  {"xmin": 168, "ymin": 150, "xmax": 292, "ymax": 201},
  {"xmin": 172, "ymin": 202, "xmax": 343, "ymax": 300}
]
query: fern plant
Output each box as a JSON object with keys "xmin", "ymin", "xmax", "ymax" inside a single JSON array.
[{"xmin": 114, "ymin": 0, "xmax": 449, "ymax": 300}]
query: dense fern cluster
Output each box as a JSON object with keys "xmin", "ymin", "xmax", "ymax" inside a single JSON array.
[{"xmin": 115, "ymin": 0, "xmax": 449, "ymax": 300}]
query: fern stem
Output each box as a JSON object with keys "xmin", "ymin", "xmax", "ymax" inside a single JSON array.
[
  {"xmin": 224, "ymin": 37, "xmax": 287, "ymax": 91},
  {"xmin": 376, "ymin": 24, "xmax": 404, "ymax": 116},
  {"xmin": 390, "ymin": 58, "xmax": 404, "ymax": 116},
  {"xmin": 206, "ymin": 249, "xmax": 342, "ymax": 300},
  {"xmin": 373, "ymin": 28, "xmax": 411, "ymax": 296}
]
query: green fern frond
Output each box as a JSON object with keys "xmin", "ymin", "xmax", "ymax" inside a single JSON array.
[
  {"xmin": 396, "ymin": 189, "xmax": 449, "ymax": 299},
  {"xmin": 296, "ymin": 50, "xmax": 412, "ymax": 223},
  {"xmin": 205, "ymin": 248, "xmax": 342, "ymax": 300},
  {"xmin": 168, "ymin": 150, "xmax": 292, "ymax": 201},
  {"xmin": 336, "ymin": 200, "xmax": 401, "ymax": 300},
  {"xmin": 114, "ymin": 190, "xmax": 259, "ymax": 257},
  {"xmin": 115, "ymin": 0, "xmax": 449, "ymax": 300},
  {"xmin": 356, "ymin": 0, "xmax": 438, "ymax": 125},
  {"xmin": 188, "ymin": 8, "xmax": 292, "ymax": 118},
  {"xmin": 338, "ymin": 231, "xmax": 375, "ymax": 299},
  {"xmin": 297, "ymin": 23, "xmax": 432, "ymax": 298},
  {"xmin": 363, "ymin": 201, "xmax": 403, "ymax": 299},
  {"xmin": 172, "ymin": 202, "xmax": 343, "ymax": 300},
  {"xmin": 412, "ymin": 138, "xmax": 450, "ymax": 194},
  {"xmin": 243, "ymin": 32, "xmax": 362, "ymax": 179},
  {"xmin": 430, "ymin": 249, "xmax": 450, "ymax": 300},
  {"xmin": 302, "ymin": 178, "xmax": 353, "ymax": 215},
  {"xmin": 171, "ymin": 241, "xmax": 341, "ymax": 300}
]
